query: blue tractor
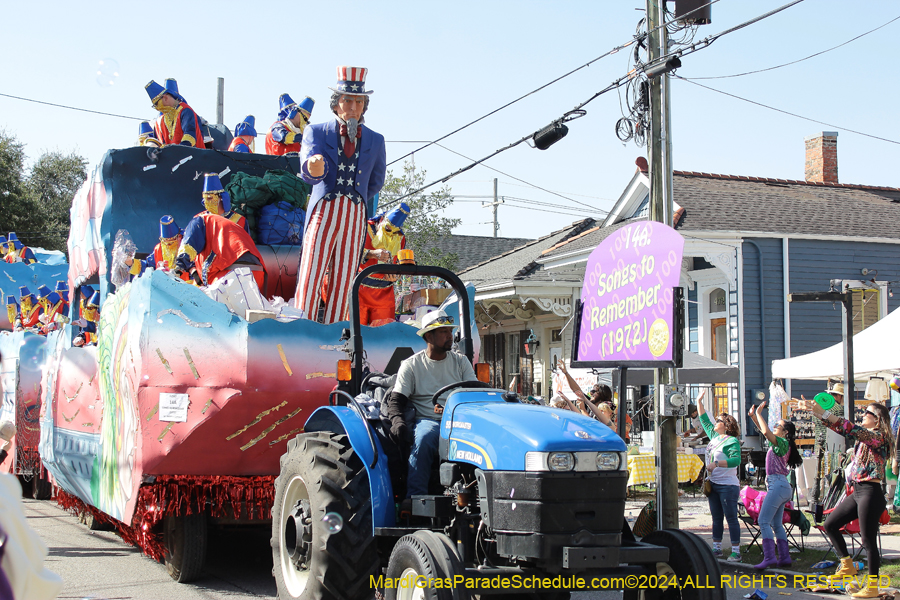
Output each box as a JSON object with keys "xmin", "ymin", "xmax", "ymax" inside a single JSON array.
[{"xmin": 270, "ymin": 264, "xmax": 723, "ymax": 600}]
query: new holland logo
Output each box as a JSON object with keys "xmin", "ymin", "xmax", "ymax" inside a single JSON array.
[{"xmin": 455, "ymin": 450, "xmax": 483, "ymax": 465}]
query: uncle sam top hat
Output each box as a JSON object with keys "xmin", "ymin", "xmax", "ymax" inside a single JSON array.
[{"xmin": 329, "ymin": 66, "xmax": 374, "ymax": 96}]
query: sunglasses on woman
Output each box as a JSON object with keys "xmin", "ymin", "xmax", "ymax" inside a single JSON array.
[{"xmin": 865, "ymin": 409, "xmax": 879, "ymax": 419}]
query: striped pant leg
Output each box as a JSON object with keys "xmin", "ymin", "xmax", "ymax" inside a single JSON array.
[
  {"xmin": 322, "ymin": 198, "xmax": 366, "ymax": 324},
  {"xmin": 293, "ymin": 200, "xmax": 339, "ymax": 317},
  {"xmin": 292, "ymin": 198, "xmax": 366, "ymax": 323}
]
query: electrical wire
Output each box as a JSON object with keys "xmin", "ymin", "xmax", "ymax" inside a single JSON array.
[
  {"xmin": 674, "ymin": 75, "xmax": 900, "ymax": 146},
  {"xmin": 387, "ymin": 0, "xmax": 723, "ymax": 168},
  {"xmin": 0, "ymin": 92, "xmax": 144, "ymax": 121},
  {"xmin": 689, "ymin": 14, "xmax": 900, "ymax": 80}
]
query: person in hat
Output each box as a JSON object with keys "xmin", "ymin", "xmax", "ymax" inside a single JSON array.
[
  {"xmin": 77, "ymin": 285, "xmax": 94, "ymax": 321},
  {"xmin": 55, "ymin": 281, "xmax": 68, "ymax": 305},
  {"xmin": 356, "ymin": 202, "xmax": 410, "ymax": 326},
  {"xmin": 73, "ymin": 292, "xmax": 101, "ymax": 347},
  {"xmin": 175, "ymin": 205, "xmax": 264, "ymax": 289},
  {"xmin": 385, "ymin": 309, "xmax": 477, "ymax": 500},
  {"xmin": 4, "ymin": 233, "xmax": 36, "ymax": 265},
  {"xmin": 195, "ymin": 173, "xmax": 248, "ymax": 232},
  {"xmin": 16, "ymin": 286, "xmax": 41, "ymax": 330},
  {"xmin": 136, "ymin": 121, "xmax": 161, "ymax": 148},
  {"xmin": 124, "ymin": 215, "xmax": 188, "ymax": 279},
  {"xmin": 145, "ymin": 79, "xmax": 206, "ymax": 148},
  {"xmin": 228, "ymin": 116, "xmax": 257, "ymax": 153},
  {"xmin": 0, "ymin": 235, "xmax": 7, "ymax": 260},
  {"xmin": 292, "ymin": 66, "xmax": 387, "ymax": 324},
  {"xmin": 265, "ymin": 94, "xmax": 314, "ymax": 155}
]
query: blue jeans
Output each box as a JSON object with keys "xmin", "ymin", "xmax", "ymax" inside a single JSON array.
[
  {"xmin": 707, "ymin": 482, "xmax": 741, "ymax": 545},
  {"xmin": 759, "ymin": 474, "xmax": 793, "ymax": 541},
  {"xmin": 407, "ymin": 418, "xmax": 441, "ymax": 497}
]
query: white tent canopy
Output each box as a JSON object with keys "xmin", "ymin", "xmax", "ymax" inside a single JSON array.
[{"xmin": 772, "ymin": 306, "xmax": 900, "ymax": 381}]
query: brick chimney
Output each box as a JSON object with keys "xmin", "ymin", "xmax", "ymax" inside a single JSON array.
[{"xmin": 804, "ymin": 131, "xmax": 838, "ymax": 183}]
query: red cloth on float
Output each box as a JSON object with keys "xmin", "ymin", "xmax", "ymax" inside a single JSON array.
[
  {"xmin": 228, "ymin": 138, "xmax": 251, "ymax": 153},
  {"xmin": 192, "ymin": 214, "xmax": 264, "ymax": 289}
]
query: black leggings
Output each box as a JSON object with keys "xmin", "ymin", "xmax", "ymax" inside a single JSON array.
[{"xmin": 822, "ymin": 481, "xmax": 886, "ymax": 576}]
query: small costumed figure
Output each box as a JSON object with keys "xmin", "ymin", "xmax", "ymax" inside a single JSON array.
[
  {"xmin": 198, "ymin": 173, "xmax": 248, "ymax": 232},
  {"xmin": 73, "ymin": 291, "xmax": 100, "ymax": 347},
  {"xmin": 0, "ymin": 236, "xmax": 7, "ymax": 260},
  {"xmin": 145, "ymin": 79, "xmax": 206, "ymax": 148},
  {"xmin": 126, "ymin": 215, "xmax": 188, "ymax": 280},
  {"xmin": 175, "ymin": 215, "xmax": 264, "ymax": 289},
  {"xmin": 55, "ymin": 281, "xmax": 69, "ymax": 304},
  {"xmin": 17, "ymin": 286, "xmax": 41, "ymax": 330},
  {"xmin": 6, "ymin": 295, "xmax": 19, "ymax": 329},
  {"xmin": 293, "ymin": 66, "xmax": 386, "ymax": 323},
  {"xmin": 137, "ymin": 121, "xmax": 161, "ymax": 147},
  {"xmin": 38, "ymin": 289, "xmax": 67, "ymax": 335},
  {"xmin": 4, "ymin": 233, "xmax": 37, "ymax": 264},
  {"xmin": 265, "ymin": 94, "xmax": 314, "ymax": 155},
  {"xmin": 358, "ymin": 202, "xmax": 410, "ymax": 326},
  {"xmin": 77, "ymin": 285, "xmax": 94, "ymax": 321},
  {"xmin": 228, "ymin": 116, "xmax": 257, "ymax": 153}
]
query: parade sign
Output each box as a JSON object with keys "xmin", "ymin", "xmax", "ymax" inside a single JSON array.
[{"xmin": 574, "ymin": 221, "xmax": 685, "ymax": 366}]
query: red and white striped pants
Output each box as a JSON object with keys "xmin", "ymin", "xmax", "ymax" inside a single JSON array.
[{"xmin": 293, "ymin": 196, "xmax": 366, "ymax": 323}]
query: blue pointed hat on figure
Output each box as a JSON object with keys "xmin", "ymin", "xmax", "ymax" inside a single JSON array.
[
  {"xmin": 164, "ymin": 78, "xmax": 185, "ymax": 102},
  {"xmin": 139, "ymin": 121, "xmax": 154, "ymax": 137},
  {"xmin": 202, "ymin": 173, "xmax": 232, "ymax": 213},
  {"xmin": 37, "ymin": 285, "xmax": 52, "ymax": 300},
  {"xmin": 298, "ymin": 97, "xmax": 314, "ymax": 117},
  {"xmin": 86, "ymin": 291, "xmax": 101, "ymax": 309},
  {"xmin": 159, "ymin": 215, "xmax": 181, "ymax": 239},
  {"xmin": 55, "ymin": 281, "xmax": 68, "ymax": 303},
  {"xmin": 234, "ymin": 116, "xmax": 257, "ymax": 138},
  {"xmin": 278, "ymin": 94, "xmax": 299, "ymax": 120},
  {"xmin": 382, "ymin": 202, "xmax": 411, "ymax": 229},
  {"xmin": 18, "ymin": 286, "xmax": 34, "ymax": 302},
  {"xmin": 328, "ymin": 66, "xmax": 374, "ymax": 96},
  {"xmin": 145, "ymin": 80, "xmax": 166, "ymax": 104},
  {"xmin": 7, "ymin": 232, "xmax": 21, "ymax": 249},
  {"xmin": 7, "ymin": 295, "xmax": 17, "ymax": 308},
  {"xmin": 80, "ymin": 285, "xmax": 94, "ymax": 302}
]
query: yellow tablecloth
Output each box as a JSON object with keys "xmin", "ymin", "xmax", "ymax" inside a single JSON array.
[{"xmin": 626, "ymin": 453, "xmax": 704, "ymax": 487}]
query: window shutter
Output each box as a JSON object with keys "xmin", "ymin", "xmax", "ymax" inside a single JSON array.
[{"xmin": 519, "ymin": 329, "xmax": 533, "ymax": 396}]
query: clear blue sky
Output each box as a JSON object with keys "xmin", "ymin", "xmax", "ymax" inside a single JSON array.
[{"xmin": 2, "ymin": 1, "xmax": 897, "ymax": 240}]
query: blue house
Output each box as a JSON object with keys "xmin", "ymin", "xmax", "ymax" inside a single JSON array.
[{"xmin": 466, "ymin": 133, "xmax": 900, "ymax": 446}]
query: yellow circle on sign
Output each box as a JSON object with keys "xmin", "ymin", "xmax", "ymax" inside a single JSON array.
[{"xmin": 648, "ymin": 318, "xmax": 670, "ymax": 357}]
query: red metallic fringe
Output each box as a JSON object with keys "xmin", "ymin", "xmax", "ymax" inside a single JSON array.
[{"xmin": 56, "ymin": 475, "xmax": 276, "ymax": 562}]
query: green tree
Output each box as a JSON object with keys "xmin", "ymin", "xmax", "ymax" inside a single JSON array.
[
  {"xmin": 0, "ymin": 130, "xmax": 29, "ymax": 233},
  {"xmin": 26, "ymin": 150, "xmax": 88, "ymax": 253},
  {"xmin": 379, "ymin": 161, "xmax": 460, "ymax": 271},
  {"xmin": 0, "ymin": 130, "xmax": 87, "ymax": 254}
]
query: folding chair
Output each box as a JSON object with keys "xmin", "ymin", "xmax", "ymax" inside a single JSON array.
[
  {"xmin": 738, "ymin": 486, "xmax": 803, "ymax": 553},
  {"xmin": 815, "ymin": 508, "xmax": 890, "ymax": 562}
]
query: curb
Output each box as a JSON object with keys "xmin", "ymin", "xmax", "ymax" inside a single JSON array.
[{"xmin": 717, "ymin": 559, "xmax": 801, "ymax": 578}]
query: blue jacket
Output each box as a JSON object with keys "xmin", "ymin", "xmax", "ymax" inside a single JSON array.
[{"xmin": 299, "ymin": 119, "xmax": 386, "ymax": 231}]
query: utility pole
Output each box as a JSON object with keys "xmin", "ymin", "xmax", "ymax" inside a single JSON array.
[
  {"xmin": 481, "ymin": 178, "xmax": 504, "ymax": 237},
  {"xmin": 647, "ymin": 0, "xmax": 679, "ymax": 531},
  {"xmin": 216, "ymin": 77, "xmax": 225, "ymax": 125}
]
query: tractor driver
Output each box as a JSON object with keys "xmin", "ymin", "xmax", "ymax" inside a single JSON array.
[{"xmin": 386, "ymin": 310, "xmax": 476, "ymax": 500}]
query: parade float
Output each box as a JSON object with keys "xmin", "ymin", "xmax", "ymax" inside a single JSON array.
[{"xmin": 32, "ymin": 145, "xmax": 474, "ymax": 580}]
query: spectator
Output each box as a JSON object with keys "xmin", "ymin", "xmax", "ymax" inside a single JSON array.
[
  {"xmin": 747, "ymin": 401, "xmax": 803, "ymax": 569},
  {"xmin": 697, "ymin": 390, "xmax": 742, "ymax": 562},
  {"xmin": 799, "ymin": 398, "xmax": 894, "ymax": 597}
]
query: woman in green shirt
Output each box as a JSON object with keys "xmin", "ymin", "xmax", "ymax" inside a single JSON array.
[
  {"xmin": 748, "ymin": 401, "xmax": 803, "ymax": 569},
  {"xmin": 698, "ymin": 391, "xmax": 743, "ymax": 561}
]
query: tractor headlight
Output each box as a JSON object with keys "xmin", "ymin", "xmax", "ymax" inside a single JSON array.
[
  {"xmin": 547, "ymin": 452, "xmax": 575, "ymax": 472},
  {"xmin": 596, "ymin": 452, "xmax": 622, "ymax": 471}
]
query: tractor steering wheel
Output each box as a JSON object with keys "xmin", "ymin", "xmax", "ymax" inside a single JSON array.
[{"xmin": 431, "ymin": 380, "xmax": 492, "ymax": 409}]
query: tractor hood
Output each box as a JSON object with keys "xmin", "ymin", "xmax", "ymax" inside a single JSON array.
[{"xmin": 441, "ymin": 390, "xmax": 627, "ymax": 471}]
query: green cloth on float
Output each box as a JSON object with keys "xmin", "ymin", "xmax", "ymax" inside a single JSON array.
[{"xmin": 225, "ymin": 170, "xmax": 311, "ymax": 239}]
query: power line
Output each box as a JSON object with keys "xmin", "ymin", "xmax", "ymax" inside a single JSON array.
[
  {"xmin": 386, "ymin": 0, "xmax": 724, "ymax": 168},
  {"xmin": 432, "ymin": 143, "xmax": 609, "ymax": 214},
  {"xmin": 689, "ymin": 14, "xmax": 900, "ymax": 80},
  {"xmin": 0, "ymin": 92, "xmax": 144, "ymax": 121},
  {"xmin": 380, "ymin": 1, "xmax": 803, "ymax": 212},
  {"xmin": 674, "ymin": 75, "xmax": 900, "ymax": 146}
]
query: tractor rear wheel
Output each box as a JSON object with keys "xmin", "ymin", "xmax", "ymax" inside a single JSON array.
[{"xmin": 271, "ymin": 432, "xmax": 379, "ymax": 600}]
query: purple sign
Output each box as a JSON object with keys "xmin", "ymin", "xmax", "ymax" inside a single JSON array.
[{"xmin": 577, "ymin": 221, "xmax": 684, "ymax": 363}]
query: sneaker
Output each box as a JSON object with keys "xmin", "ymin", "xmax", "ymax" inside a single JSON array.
[
  {"xmin": 726, "ymin": 552, "xmax": 742, "ymax": 562},
  {"xmin": 711, "ymin": 546, "xmax": 723, "ymax": 557}
]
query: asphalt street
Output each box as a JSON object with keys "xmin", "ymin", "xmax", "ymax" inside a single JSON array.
[{"xmin": 22, "ymin": 497, "xmax": 834, "ymax": 600}]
